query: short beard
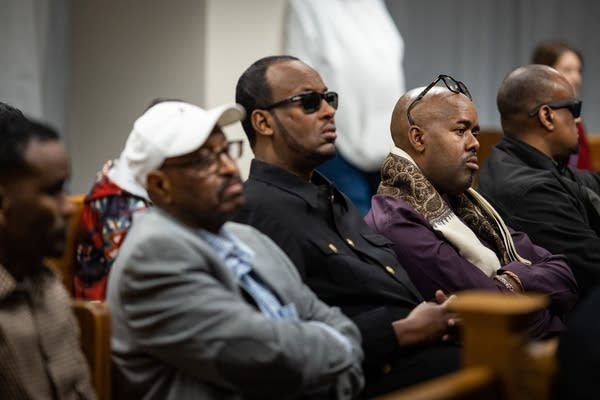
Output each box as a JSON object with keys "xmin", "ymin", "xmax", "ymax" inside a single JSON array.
[{"xmin": 272, "ymin": 113, "xmax": 335, "ymax": 168}]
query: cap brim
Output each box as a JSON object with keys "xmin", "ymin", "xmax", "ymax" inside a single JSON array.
[{"xmin": 213, "ymin": 103, "xmax": 246, "ymax": 127}]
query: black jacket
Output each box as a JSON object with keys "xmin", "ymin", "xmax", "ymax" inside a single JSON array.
[
  {"xmin": 234, "ymin": 160, "xmax": 458, "ymax": 395},
  {"xmin": 479, "ymin": 136, "xmax": 600, "ymax": 297}
]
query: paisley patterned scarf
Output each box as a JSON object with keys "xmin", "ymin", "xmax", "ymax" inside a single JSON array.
[{"xmin": 378, "ymin": 147, "xmax": 530, "ymax": 276}]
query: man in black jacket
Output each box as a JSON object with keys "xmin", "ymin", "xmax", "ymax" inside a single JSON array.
[
  {"xmin": 479, "ymin": 64, "xmax": 600, "ymax": 298},
  {"xmin": 233, "ymin": 55, "xmax": 459, "ymax": 397}
]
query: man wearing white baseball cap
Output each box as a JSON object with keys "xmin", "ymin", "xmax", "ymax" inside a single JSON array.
[
  {"xmin": 75, "ymin": 100, "xmax": 251, "ymax": 300},
  {"xmin": 106, "ymin": 101, "xmax": 364, "ymax": 399}
]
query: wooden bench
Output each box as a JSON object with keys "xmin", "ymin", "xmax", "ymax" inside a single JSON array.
[
  {"xmin": 47, "ymin": 193, "xmax": 86, "ymax": 293},
  {"xmin": 587, "ymin": 134, "xmax": 600, "ymax": 171},
  {"xmin": 72, "ymin": 300, "xmax": 111, "ymax": 400},
  {"xmin": 46, "ymin": 194, "xmax": 112, "ymax": 400},
  {"xmin": 473, "ymin": 130, "xmax": 503, "ymax": 188},
  {"xmin": 372, "ymin": 291, "xmax": 557, "ymax": 400}
]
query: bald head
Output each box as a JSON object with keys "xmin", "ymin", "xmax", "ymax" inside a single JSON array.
[
  {"xmin": 390, "ymin": 87, "xmax": 422, "ymax": 149},
  {"xmin": 391, "ymin": 87, "xmax": 471, "ymax": 153},
  {"xmin": 389, "ymin": 86, "xmax": 479, "ymax": 195},
  {"xmin": 497, "ymin": 64, "xmax": 573, "ymax": 136}
]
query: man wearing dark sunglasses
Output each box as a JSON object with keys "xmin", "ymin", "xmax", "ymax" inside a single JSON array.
[
  {"xmin": 234, "ymin": 55, "xmax": 460, "ymax": 397},
  {"xmin": 366, "ymin": 78, "xmax": 577, "ymax": 340},
  {"xmin": 479, "ymin": 64, "xmax": 600, "ymax": 298}
]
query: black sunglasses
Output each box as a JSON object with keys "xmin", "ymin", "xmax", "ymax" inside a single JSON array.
[
  {"xmin": 263, "ymin": 91, "xmax": 339, "ymax": 114},
  {"xmin": 528, "ymin": 99, "xmax": 582, "ymax": 118},
  {"xmin": 407, "ymin": 74, "xmax": 472, "ymax": 125}
]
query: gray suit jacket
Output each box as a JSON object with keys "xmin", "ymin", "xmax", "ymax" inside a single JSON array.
[{"xmin": 107, "ymin": 208, "xmax": 364, "ymax": 399}]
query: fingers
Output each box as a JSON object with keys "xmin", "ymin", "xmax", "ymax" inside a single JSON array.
[
  {"xmin": 435, "ymin": 290, "xmax": 458, "ymax": 308},
  {"xmin": 444, "ymin": 294, "xmax": 457, "ymax": 306},
  {"xmin": 435, "ymin": 289, "xmax": 447, "ymax": 304}
]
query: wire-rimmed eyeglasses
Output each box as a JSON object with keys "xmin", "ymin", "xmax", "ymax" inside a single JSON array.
[
  {"xmin": 161, "ymin": 140, "xmax": 243, "ymax": 177},
  {"xmin": 406, "ymin": 74, "xmax": 472, "ymax": 125}
]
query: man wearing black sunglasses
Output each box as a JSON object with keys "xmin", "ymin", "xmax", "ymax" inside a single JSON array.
[
  {"xmin": 234, "ymin": 56, "xmax": 460, "ymax": 397},
  {"xmin": 479, "ymin": 64, "xmax": 600, "ymax": 298}
]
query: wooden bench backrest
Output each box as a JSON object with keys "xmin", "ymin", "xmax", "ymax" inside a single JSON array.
[
  {"xmin": 72, "ymin": 300, "xmax": 111, "ymax": 400},
  {"xmin": 47, "ymin": 194, "xmax": 86, "ymax": 295},
  {"xmin": 372, "ymin": 291, "xmax": 557, "ymax": 400}
]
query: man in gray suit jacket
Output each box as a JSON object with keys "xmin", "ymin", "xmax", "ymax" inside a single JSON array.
[{"xmin": 106, "ymin": 100, "xmax": 364, "ymax": 399}]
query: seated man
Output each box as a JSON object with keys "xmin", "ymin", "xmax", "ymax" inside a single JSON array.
[
  {"xmin": 364, "ymin": 76, "xmax": 578, "ymax": 339},
  {"xmin": 106, "ymin": 100, "xmax": 364, "ymax": 399},
  {"xmin": 234, "ymin": 55, "xmax": 459, "ymax": 397},
  {"xmin": 0, "ymin": 104, "xmax": 95, "ymax": 399},
  {"xmin": 479, "ymin": 64, "xmax": 600, "ymax": 298}
]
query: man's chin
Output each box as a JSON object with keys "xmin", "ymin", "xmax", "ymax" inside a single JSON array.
[
  {"xmin": 221, "ymin": 195, "xmax": 246, "ymax": 215},
  {"xmin": 317, "ymin": 146, "xmax": 336, "ymax": 161}
]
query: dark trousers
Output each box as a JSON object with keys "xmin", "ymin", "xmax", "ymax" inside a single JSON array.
[{"xmin": 362, "ymin": 343, "xmax": 461, "ymax": 398}]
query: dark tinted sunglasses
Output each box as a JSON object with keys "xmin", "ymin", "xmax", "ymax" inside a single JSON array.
[
  {"xmin": 528, "ymin": 99, "xmax": 582, "ymax": 118},
  {"xmin": 407, "ymin": 74, "xmax": 472, "ymax": 125},
  {"xmin": 264, "ymin": 91, "xmax": 339, "ymax": 114}
]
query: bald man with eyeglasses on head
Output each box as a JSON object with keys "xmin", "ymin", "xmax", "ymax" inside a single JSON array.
[
  {"xmin": 234, "ymin": 55, "xmax": 462, "ymax": 397},
  {"xmin": 364, "ymin": 74, "xmax": 577, "ymax": 340},
  {"xmin": 479, "ymin": 64, "xmax": 600, "ymax": 299}
]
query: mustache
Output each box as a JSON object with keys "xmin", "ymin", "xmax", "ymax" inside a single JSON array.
[{"xmin": 217, "ymin": 176, "xmax": 243, "ymax": 197}]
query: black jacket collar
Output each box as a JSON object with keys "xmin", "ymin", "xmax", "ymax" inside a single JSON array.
[
  {"xmin": 498, "ymin": 135, "xmax": 569, "ymax": 174},
  {"xmin": 248, "ymin": 159, "xmax": 348, "ymax": 209}
]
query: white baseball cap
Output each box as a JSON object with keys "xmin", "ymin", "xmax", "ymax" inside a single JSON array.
[{"xmin": 109, "ymin": 101, "xmax": 245, "ymax": 195}]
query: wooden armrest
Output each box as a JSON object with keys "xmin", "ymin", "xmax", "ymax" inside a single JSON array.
[
  {"xmin": 72, "ymin": 300, "xmax": 111, "ymax": 400},
  {"xmin": 518, "ymin": 338, "xmax": 558, "ymax": 400},
  {"xmin": 47, "ymin": 194, "xmax": 86, "ymax": 294},
  {"xmin": 450, "ymin": 291, "xmax": 554, "ymax": 400},
  {"xmin": 372, "ymin": 292, "xmax": 557, "ymax": 400}
]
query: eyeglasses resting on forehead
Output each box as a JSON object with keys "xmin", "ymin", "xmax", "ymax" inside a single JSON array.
[
  {"xmin": 263, "ymin": 91, "xmax": 339, "ymax": 114},
  {"xmin": 406, "ymin": 74, "xmax": 472, "ymax": 125},
  {"xmin": 161, "ymin": 140, "xmax": 244, "ymax": 177},
  {"xmin": 528, "ymin": 99, "xmax": 582, "ymax": 118}
]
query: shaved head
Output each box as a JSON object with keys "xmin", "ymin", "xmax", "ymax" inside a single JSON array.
[
  {"xmin": 388, "ymin": 85, "xmax": 479, "ymax": 195},
  {"xmin": 391, "ymin": 87, "xmax": 469, "ymax": 154},
  {"xmin": 390, "ymin": 87, "xmax": 422, "ymax": 150},
  {"xmin": 497, "ymin": 64, "xmax": 573, "ymax": 136}
]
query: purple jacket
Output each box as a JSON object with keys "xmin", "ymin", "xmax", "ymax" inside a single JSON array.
[{"xmin": 365, "ymin": 194, "xmax": 579, "ymax": 338}]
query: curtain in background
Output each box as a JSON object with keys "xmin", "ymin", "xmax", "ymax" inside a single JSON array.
[
  {"xmin": 0, "ymin": 0, "xmax": 68, "ymax": 136},
  {"xmin": 1, "ymin": 0, "xmax": 599, "ymax": 137},
  {"xmin": 386, "ymin": 0, "xmax": 600, "ymax": 132}
]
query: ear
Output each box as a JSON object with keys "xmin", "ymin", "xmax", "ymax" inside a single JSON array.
[
  {"xmin": 146, "ymin": 170, "xmax": 173, "ymax": 205},
  {"xmin": 408, "ymin": 125, "xmax": 426, "ymax": 153},
  {"xmin": 537, "ymin": 105, "xmax": 555, "ymax": 131},
  {"xmin": 251, "ymin": 109, "xmax": 275, "ymax": 138}
]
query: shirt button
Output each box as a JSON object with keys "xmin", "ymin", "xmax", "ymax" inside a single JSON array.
[
  {"xmin": 328, "ymin": 243, "xmax": 338, "ymax": 253},
  {"xmin": 385, "ymin": 266, "xmax": 395, "ymax": 275},
  {"xmin": 346, "ymin": 238, "xmax": 355, "ymax": 247},
  {"xmin": 382, "ymin": 363, "xmax": 392, "ymax": 374}
]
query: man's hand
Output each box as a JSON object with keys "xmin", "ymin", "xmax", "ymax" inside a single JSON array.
[{"xmin": 392, "ymin": 290, "xmax": 458, "ymax": 347}]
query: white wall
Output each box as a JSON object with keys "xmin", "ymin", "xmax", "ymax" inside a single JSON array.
[
  {"xmin": 68, "ymin": 0, "xmax": 286, "ymax": 193},
  {"xmin": 69, "ymin": 0, "xmax": 207, "ymax": 193},
  {"xmin": 204, "ymin": 0, "xmax": 286, "ymax": 177}
]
